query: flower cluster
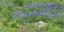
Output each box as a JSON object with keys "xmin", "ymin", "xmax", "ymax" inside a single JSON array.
[{"xmin": 13, "ymin": 2, "xmax": 64, "ymax": 20}]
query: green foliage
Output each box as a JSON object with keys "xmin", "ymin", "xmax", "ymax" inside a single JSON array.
[
  {"xmin": 0, "ymin": 0, "xmax": 64, "ymax": 32},
  {"xmin": 0, "ymin": 26, "xmax": 17, "ymax": 32},
  {"xmin": 8, "ymin": 21, "xmax": 19, "ymax": 28},
  {"xmin": 3, "ymin": 21, "xmax": 8, "ymax": 26},
  {"xmin": 12, "ymin": 0, "xmax": 24, "ymax": 6},
  {"xmin": 52, "ymin": 18, "xmax": 64, "ymax": 27},
  {"xmin": 40, "ymin": 23, "xmax": 64, "ymax": 32}
]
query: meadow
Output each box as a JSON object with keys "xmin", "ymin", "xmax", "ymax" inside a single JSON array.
[{"xmin": 0, "ymin": 0, "xmax": 64, "ymax": 32}]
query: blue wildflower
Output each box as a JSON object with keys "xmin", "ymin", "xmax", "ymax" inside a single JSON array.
[
  {"xmin": 48, "ymin": 4, "xmax": 56, "ymax": 9},
  {"xmin": 28, "ymin": 11, "xmax": 34, "ymax": 17},
  {"xmin": 12, "ymin": 14, "xmax": 17, "ymax": 18},
  {"xmin": 36, "ymin": 11, "xmax": 41, "ymax": 16},
  {"xmin": 17, "ymin": 11, "xmax": 23, "ymax": 17}
]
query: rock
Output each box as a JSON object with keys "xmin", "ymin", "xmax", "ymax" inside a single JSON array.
[{"xmin": 35, "ymin": 21, "xmax": 46, "ymax": 28}]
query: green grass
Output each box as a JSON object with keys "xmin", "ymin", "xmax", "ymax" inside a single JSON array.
[{"xmin": 0, "ymin": 0, "xmax": 64, "ymax": 32}]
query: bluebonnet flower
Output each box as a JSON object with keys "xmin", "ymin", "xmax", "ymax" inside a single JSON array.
[
  {"xmin": 36, "ymin": 11, "xmax": 41, "ymax": 16},
  {"xmin": 48, "ymin": 4, "xmax": 56, "ymax": 9},
  {"xmin": 29, "ymin": 3, "xmax": 37, "ymax": 8},
  {"xmin": 8, "ymin": 2, "xmax": 13, "ymax": 7},
  {"xmin": 56, "ymin": 4, "xmax": 62, "ymax": 7},
  {"xmin": 13, "ymin": 4, "xmax": 18, "ymax": 6},
  {"xmin": 41, "ymin": 13, "xmax": 47, "ymax": 16},
  {"xmin": 24, "ymin": 5, "xmax": 30, "ymax": 8},
  {"xmin": 37, "ymin": 2, "xmax": 43, "ymax": 8},
  {"xmin": 42, "ymin": 9, "xmax": 47, "ymax": 13},
  {"xmin": 12, "ymin": 2, "xmax": 64, "ymax": 20},
  {"xmin": 22, "ymin": 13, "xmax": 29, "ymax": 18},
  {"xmin": 50, "ymin": 14, "xmax": 56, "ymax": 20},
  {"xmin": 14, "ymin": 10, "xmax": 18, "ymax": 12},
  {"xmin": 2, "ymin": 0, "xmax": 6, "ymax": 3},
  {"xmin": 61, "ymin": 10, "xmax": 64, "ymax": 12},
  {"xmin": 28, "ymin": 11, "xmax": 34, "ymax": 17},
  {"xmin": 49, "ymin": 11, "xmax": 54, "ymax": 15},
  {"xmin": 12, "ymin": 14, "xmax": 17, "ymax": 18},
  {"xmin": 24, "ymin": 2, "xmax": 37, "ymax": 9},
  {"xmin": 56, "ymin": 13, "xmax": 60, "ymax": 18},
  {"xmin": 17, "ymin": 11, "xmax": 23, "ymax": 17}
]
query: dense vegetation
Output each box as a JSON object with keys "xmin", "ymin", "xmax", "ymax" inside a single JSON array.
[{"xmin": 0, "ymin": 0, "xmax": 64, "ymax": 32}]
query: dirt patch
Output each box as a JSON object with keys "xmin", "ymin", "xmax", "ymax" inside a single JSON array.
[
  {"xmin": 0, "ymin": 22, "xmax": 2, "ymax": 25},
  {"xmin": 18, "ymin": 26, "xmax": 27, "ymax": 32}
]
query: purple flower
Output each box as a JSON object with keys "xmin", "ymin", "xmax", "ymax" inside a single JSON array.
[
  {"xmin": 36, "ymin": 11, "xmax": 41, "ymax": 16},
  {"xmin": 12, "ymin": 14, "xmax": 17, "ymax": 18},
  {"xmin": 41, "ymin": 13, "xmax": 47, "ymax": 16},
  {"xmin": 12, "ymin": 2, "xmax": 64, "ymax": 20},
  {"xmin": 28, "ymin": 11, "xmax": 34, "ymax": 17},
  {"xmin": 13, "ymin": 4, "xmax": 18, "ymax": 6},
  {"xmin": 25, "ymin": 5, "xmax": 30, "ymax": 8},
  {"xmin": 48, "ymin": 4, "xmax": 55, "ymax": 9},
  {"xmin": 17, "ymin": 11, "xmax": 23, "ymax": 17},
  {"xmin": 49, "ymin": 11, "xmax": 54, "ymax": 15},
  {"xmin": 22, "ymin": 13, "xmax": 29, "ymax": 18},
  {"xmin": 50, "ymin": 14, "xmax": 55, "ymax": 20},
  {"xmin": 37, "ymin": 2, "xmax": 43, "ymax": 7},
  {"xmin": 56, "ymin": 13, "xmax": 60, "ymax": 18}
]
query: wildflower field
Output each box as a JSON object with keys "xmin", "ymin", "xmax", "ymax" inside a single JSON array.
[{"xmin": 0, "ymin": 0, "xmax": 64, "ymax": 32}]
